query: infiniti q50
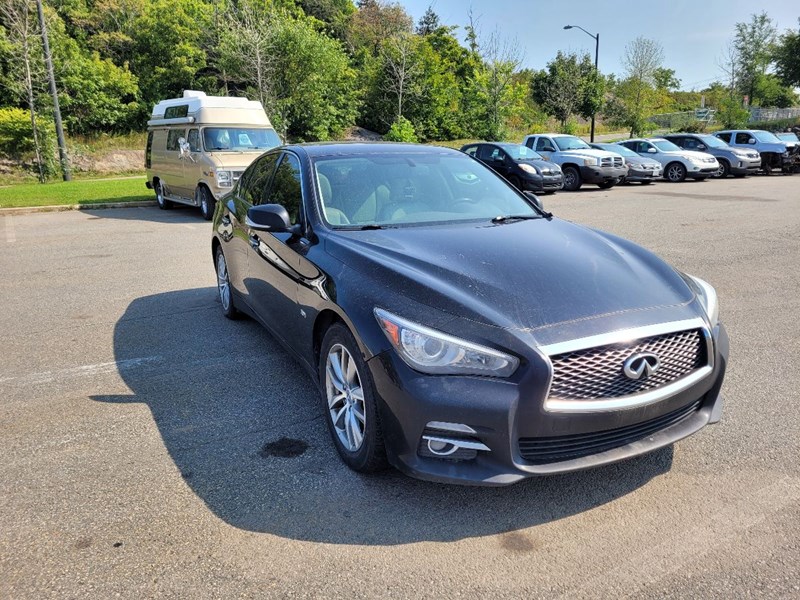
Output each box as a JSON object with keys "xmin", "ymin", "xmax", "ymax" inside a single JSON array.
[{"xmin": 211, "ymin": 143, "xmax": 728, "ymax": 486}]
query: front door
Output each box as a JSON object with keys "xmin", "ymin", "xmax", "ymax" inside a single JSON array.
[
  {"xmin": 162, "ymin": 128, "xmax": 186, "ymax": 198},
  {"xmin": 246, "ymin": 152, "xmax": 306, "ymax": 345}
]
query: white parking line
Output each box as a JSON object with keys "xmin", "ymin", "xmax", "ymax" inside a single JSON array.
[{"xmin": 5, "ymin": 215, "xmax": 15, "ymax": 243}]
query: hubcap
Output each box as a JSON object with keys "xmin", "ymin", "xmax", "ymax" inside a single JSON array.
[
  {"xmin": 668, "ymin": 166, "xmax": 682, "ymax": 181},
  {"xmin": 325, "ymin": 344, "xmax": 366, "ymax": 452},
  {"xmin": 216, "ymin": 252, "xmax": 230, "ymax": 311},
  {"xmin": 565, "ymin": 171, "xmax": 576, "ymax": 187}
]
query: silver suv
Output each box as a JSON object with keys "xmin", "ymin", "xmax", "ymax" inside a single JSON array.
[
  {"xmin": 664, "ymin": 133, "xmax": 761, "ymax": 178},
  {"xmin": 618, "ymin": 138, "xmax": 719, "ymax": 182}
]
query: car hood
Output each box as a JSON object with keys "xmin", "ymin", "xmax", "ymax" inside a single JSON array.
[
  {"xmin": 751, "ymin": 142, "xmax": 787, "ymax": 153},
  {"xmin": 519, "ymin": 159, "xmax": 562, "ymax": 171},
  {"xmin": 325, "ymin": 218, "xmax": 693, "ymax": 332},
  {"xmin": 557, "ymin": 149, "xmax": 620, "ymax": 161},
  {"xmin": 626, "ymin": 155, "xmax": 660, "ymax": 166}
]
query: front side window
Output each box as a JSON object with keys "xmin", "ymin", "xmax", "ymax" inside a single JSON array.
[
  {"xmin": 735, "ymin": 132, "xmax": 752, "ymax": 145},
  {"xmin": 266, "ymin": 153, "xmax": 303, "ymax": 224},
  {"xmin": 166, "ymin": 129, "xmax": 184, "ymax": 151},
  {"xmin": 187, "ymin": 129, "xmax": 201, "ymax": 152},
  {"xmin": 536, "ymin": 138, "xmax": 556, "ymax": 152},
  {"xmin": 239, "ymin": 153, "xmax": 280, "ymax": 205},
  {"xmin": 203, "ymin": 127, "xmax": 281, "ymax": 151},
  {"xmin": 478, "ymin": 145, "xmax": 503, "ymax": 161}
]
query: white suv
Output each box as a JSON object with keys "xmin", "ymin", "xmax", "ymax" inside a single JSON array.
[{"xmin": 618, "ymin": 138, "xmax": 719, "ymax": 182}]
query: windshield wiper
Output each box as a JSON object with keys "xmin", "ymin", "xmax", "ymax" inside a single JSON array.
[
  {"xmin": 357, "ymin": 224, "xmax": 389, "ymax": 230},
  {"xmin": 491, "ymin": 214, "xmax": 540, "ymax": 223}
]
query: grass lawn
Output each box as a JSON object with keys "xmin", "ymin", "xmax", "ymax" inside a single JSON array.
[{"xmin": 0, "ymin": 177, "xmax": 152, "ymax": 209}]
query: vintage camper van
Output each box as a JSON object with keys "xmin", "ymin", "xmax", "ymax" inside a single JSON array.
[{"xmin": 145, "ymin": 91, "xmax": 281, "ymax": 219}]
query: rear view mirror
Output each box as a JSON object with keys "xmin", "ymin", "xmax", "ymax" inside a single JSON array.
[
  {"xmin": 246, "ymin": 204, "xmax": 291, "ymax": 232},
  {"xmin": 524, "ymin": 191, "xmax": 545, "ymax": 212}
]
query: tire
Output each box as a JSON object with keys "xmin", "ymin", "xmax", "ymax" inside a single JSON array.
[
  {"xmin": 197, "ymin": 186, "xmax": 215, "ymax": 221},
  {"xmin": 507, "ymin": 175, "xmax": 522, "ymax": 190},
  {"xmin": 641, "ymin": 180, "xmax": 653, "ymax": 185},
  {"xmin": 155, "ymin": 179, "xmax": 173, "ymax": 209},
  {"xmin": 665, "ymin": 162, "xmax": 687, "ymax": 182},
  {"xmin": 319, "ymin": 323, "xmax": 387, "ymax": 473},
  {"xmin": 214, "ymin": 246, "xmax": 240, "ymax": 320},
  {"xmin": 715, "ymin": 159, "xmax": 730, "ymax": 179},
  {"xmin": 562, "ymin": 166, "xmax": 581, "ymax": 191},
  {"xmin": 597, "ymin": 180, "xmax": 616, "ymax": 189}
]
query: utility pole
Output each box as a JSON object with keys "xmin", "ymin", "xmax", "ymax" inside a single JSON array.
[
  {"xmin": 36, "ymin": 0, "xmax": 71, "ymax": 181},
  {"xmin": 564, "ymin": 25, "xmax": 600, "ymax": 143}
]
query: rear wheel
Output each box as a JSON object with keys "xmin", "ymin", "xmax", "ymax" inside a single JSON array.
[
  {"xmin": 715, "ymin": 159, "xmax": 730, "ymax": 178},
  {"xmin": 319, "ymin": 323, "xmax": 387, "ymax": 473},
  {"xmin": 562, "ymin": 166, "xmax": 581, "ymax": 191},
  {"xmin": 155, "ymin": 180, "xmax": 173, "ymax": 209},
  {"xmin": 197, "ymin": 186, "xmax": 215, "ymax": 220},
  {"xmin": 665, "ymin": 162, "xmax": 687, "ymax": 182},
  {"xmin": 214, "ymin": 247, "xmax": 239, "ymax": 320}
]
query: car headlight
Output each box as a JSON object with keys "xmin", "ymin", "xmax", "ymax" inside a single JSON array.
[
  {"xmin": 215, "ymin": 170, "xmax": 232, "ymax": 187},
  {"xmin": 686, "ymin": 275, "xmax": 719, "ymax": 326},
  {"xmin": 583, "ymin": 158, "xmax": 598, "ymax": 166},
  {"xmin": 518, "ymin": 163, "xmax": 539, "ymax": 174},
  {"xmin": 374, "ymin": 308, "xmax": 519, "ymax": 377}
]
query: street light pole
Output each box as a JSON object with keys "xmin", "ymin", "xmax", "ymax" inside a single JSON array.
[{"xmin": 564, "ymin": 25, "xmax": 600, "ymax": 143}]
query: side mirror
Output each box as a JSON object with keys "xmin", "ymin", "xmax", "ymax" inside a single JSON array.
[
  {"xmin": 697, "ymin": 144, "xmax": 706, "ymax": 150},
  {"xmin": 524, "ymin": 191, "xmax": 544, "ymax": 212},
  {"xmin": 246, "ymin": 204, "xmax": 291, "ymax": 232},
  {"xmin": 748, "ymin": 138, "xmax": 757, "ymax": 144},
  {"xmin": 647, "ymin": 147, "xmax": 657, "ymax": 153}
]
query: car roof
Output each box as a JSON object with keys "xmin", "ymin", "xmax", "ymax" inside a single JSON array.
[{"xmin": 283, "ymin": 142, "xmax": 462, "ymax": 158}]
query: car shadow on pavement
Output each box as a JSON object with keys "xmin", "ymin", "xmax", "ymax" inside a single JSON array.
[
  {"xmin": 82, "ymin": 205, "xmax": 206, "ymax": 224},
  {"xmin": 92, "ymin": 287, "xmax": 673, "ymax": 546}
]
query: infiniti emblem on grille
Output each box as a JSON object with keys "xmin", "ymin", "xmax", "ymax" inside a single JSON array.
[{"xmin": 623, "ymin": 352, "xmax": 660, "ymax": 380}]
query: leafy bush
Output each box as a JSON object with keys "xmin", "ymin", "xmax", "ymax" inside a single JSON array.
[
  {"xmin": 746, "ymin": 117, "xmax": 800, "ymax": 132},
  {"xmin": 0, "ymin": 108, "xmax": 36, "ymax": 156},
  {"xmin": 384, "ymin": 116, "xmax": 418, "ymax": 142}
]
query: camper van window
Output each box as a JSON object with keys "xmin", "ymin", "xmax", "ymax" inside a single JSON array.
[
  {"xmin": 166, "ymin": 129, "xmax": 184, "ymax": 151},
  {"xmin": 203, "ymin": 127, "xmax": 281, "ymax": 152},
  {"xmin": 187, "ymin": 129, "xmax": 201, "ymax": 152},
  {"xmin": 164, "ymin": 105, "xmax": 189, "ymax": 119}
]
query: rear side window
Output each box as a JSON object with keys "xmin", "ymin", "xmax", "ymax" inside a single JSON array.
[
  {"xmin": 266, "ymin": 153, "xmax": 303, "ymax": 225},
  {"xmin": 239, "ymin": 153, "xmax": 280, "ymax": 205},
  {"xmin": 145, "ymin": 131, "xmax": 153, "ymax": 168},
  {"xmin": 166, "ymin": 129, "xmax": 184, "ymax": 151},
  {"xmin": 715, "ymin": 132, "xmax": 731, "ymax": 143}
]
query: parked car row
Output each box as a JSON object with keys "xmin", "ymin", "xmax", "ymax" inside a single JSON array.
[{"xmin": 458, "ymin": 129, "xmax": 798, "ymax": 195}]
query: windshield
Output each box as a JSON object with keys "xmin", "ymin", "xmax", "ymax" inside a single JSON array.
[
  {"xmin": 777, "ymin": 132, "xmax": 799, "ymax": 142},
  {"xmin": 202, "ymin": 127, "xmax": 281, "ymax": 151},
  {"xmin": 753, "ymin": 130, "xmax": 781, "ymax": 143},
  {"xmin": 501, "ymin": 144, "xmax": 543, "ymax": 160},
  {"xmin": 697, "ymin": 135, "xmax": 728, "ymax": 148},
  {"xmin": 554, "ymin": 136, "xmax": 591, "ymax": 151},
  {"xmin": 653, "ymin": 140, "xmax": 682, "ymax": 152},
  {"xmin": 597, "ymin": 144, "xmax": 637, "ymax": 157},
  {"xmin": 313, "ymin": 152, "xmax": 539, "ymax": 228}
]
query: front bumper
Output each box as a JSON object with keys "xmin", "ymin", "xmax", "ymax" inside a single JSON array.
[
  {"xmin": 579, "ymin": 165, "xmax": 628, "ymax": 184},
  {"xmin": 368, "ymin": 322, "xmax": 729, "ymax": 486},
  {"xmin": 521, "ymin": 173, "xmax": 564, "ymax": 192},
  {"xmin": 688, "ymin": 165, "xmax": 719, "ymax": 178},
  {"xmin": 626, "ymin": 166, "xmax": 662, "ymax": 181},
  {"xmin": 728, "ymin": 157, "xmax": 761, "ymax": 175}
]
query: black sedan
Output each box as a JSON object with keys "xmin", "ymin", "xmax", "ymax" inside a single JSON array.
[
  {"xmin": 212, "ymin": 143, "xmax": 728, "ymax": 486},
  {"xmin": 461, "ymin": 142, "xmax": 563, "ymax": 194}
]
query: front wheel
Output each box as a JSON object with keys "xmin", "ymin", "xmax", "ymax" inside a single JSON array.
[
  {"xmin": 715, "ymin": 159, "xmax": 730, "ymax": 178},
  {"xmin": 198, "ymin": 186, "xmax": 216, "ymax": 220},
  {"xmin": 597, "ymin": 180, "xmax": 617, "ymax": 189},
  {"xmin": 562, "ymin": 166, "xmax": 581, "ymax": 191},
  {"xmin": 319, "ymin": 323, "xmax": 387, "ymax": 473},
  {"xmin": 665, "ymin": 162, "xmax": 687, "ymax": 182}
]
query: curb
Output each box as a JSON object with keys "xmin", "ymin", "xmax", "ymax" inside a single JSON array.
[{"xmin": 0, "ymin": 201, "xmax": 157, "ymax": 215}]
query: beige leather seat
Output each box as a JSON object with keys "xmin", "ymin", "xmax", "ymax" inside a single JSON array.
[{"xmin": 318, "ymin": 173, "xmax": 350, "ymax": 225}]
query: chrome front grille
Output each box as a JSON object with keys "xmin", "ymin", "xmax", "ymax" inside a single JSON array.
[
  {"xmin": 548, "ymin": 329, "xmax": 706, "ymax": 402},
  {"xmin": 600, "ymin": 157, "xmax": 624, "ymax": 167}
]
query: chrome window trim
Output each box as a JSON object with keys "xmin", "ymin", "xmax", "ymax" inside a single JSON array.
[{"xmin": 538, "ymin": 317, "xmax": 714, "ymax": 413}]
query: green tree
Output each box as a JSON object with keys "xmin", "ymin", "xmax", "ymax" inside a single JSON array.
[
  {"xmin": 415, "ymin": 5, "xmax": 439, "ymax": 36},
  {"xmin": 774, "ymin": 19, "xmax": 800, "ymax": 88},
  {"xmin": 614, "ymin": 36, "xmax": 664, "ymax": 137},
  {"xmin": 733, "ymin": 12, "xmax": 777, "ymax": 104},
  {"xmin": 532, "ymin": 51, "xmax": 604, "ymax": 132}
]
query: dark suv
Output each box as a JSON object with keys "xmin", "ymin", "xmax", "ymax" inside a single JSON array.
[
  {"xmin": 664, "ymin": 133, "xmax": 760, "ymax": 178},
  {"xmin": 461, "ymin": 142, "xmax": 564, "ymax": 194}
]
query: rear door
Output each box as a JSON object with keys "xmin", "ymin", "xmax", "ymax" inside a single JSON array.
[{"xmin": 162, "ymin": 128, "xmax": 186, "ymax": 198}]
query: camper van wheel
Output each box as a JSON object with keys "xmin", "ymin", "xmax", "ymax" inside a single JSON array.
[
  {"xmin": 198, "ymin": 186, "xmax": 215, "ymax": 220},
  {"xmin": 155, "ymin": 180, "xmax": 172, "ymax": 210}
]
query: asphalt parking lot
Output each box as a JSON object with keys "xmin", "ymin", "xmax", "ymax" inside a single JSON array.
[{"xmin": 2, "ymin": 175, "xmax": 799, "ymax": 598}]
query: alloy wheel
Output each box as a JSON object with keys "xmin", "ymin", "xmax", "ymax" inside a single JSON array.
[
  {"xmin": 325, "ymin": 344, "xmax": 366, "ymax": 452},
  {"xmin": 216, "ymin": 251, "xmax": 231, "ymax": 311}
]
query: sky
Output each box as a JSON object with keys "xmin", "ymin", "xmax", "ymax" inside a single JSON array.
[{"xmin": 399, "ymin": 0, "xmax": 800, "ymax": 91}]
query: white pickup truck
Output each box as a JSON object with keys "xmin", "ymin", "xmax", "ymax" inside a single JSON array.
[{"xmin": 522, "ymin": 133, "xmax": 628, "ymax": 191}]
